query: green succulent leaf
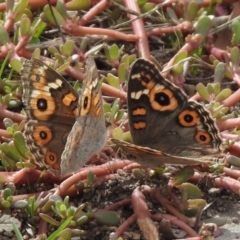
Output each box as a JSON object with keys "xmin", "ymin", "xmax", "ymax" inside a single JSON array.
[
  {"xmin": 13, "ymin": 131, "xmax": 29, "ymax": 159},
  {"xmin": 94, "ymin": 210, "xmax": 120, "ymax": 226},
  {"xmin": 2, "ymin": 200, "xmax": 11, "ymax": 208},
  {"xmin": 187, "ymin": 1, "xmax": 198, "ymax": 21},
  {"xmin": 40, "ymin": 213, "xmax": 61, "ymax": 226},
  {"xmin": 106, "ymin": 73, "xmax": 120, "ymax": 88},
  {"xmin": 15, "ymin": 162, "xmax": 36, "ymax": 169},
  {"xmin": 5, "ymin": 182, "xmax": 16, "ymax": 195},
  {"xmin": 3, "ymin": 118, "xmax": 14, "ymax": 129},
  {"xmin": 41, "ymin": 200, "xmax": 55, "ymax": 213},
  {"xmin": 137, "ymin": 0, "xmax": 147, "ymax": 6},
  {"xmin": 1, "ymin": 142, "xmax": 25, "ymax": 162},
  {"xmin": 0, "ymin": 26, "xmax": 11, "ymax": 45},
  {"xmin": 111, "ymin": 98, "xmax": 120, "ymax": 117},
  {"xmin": 118, "ymin": 63, "xmax": 127, "ymax": 83},
  {"xmin": 48, "ymin": 46, "xmax": 60, "ymax": 55},
  {"xmin": 115, "ymin": 109, "xmax": 125, "ymax": 122},
  {"xmin": 172, "ymin": 51, "xmax": 188, "ymax": 74},
  {"xmin": 63, "ymin": 196, "xmax": 69, "ymax": 208},
  {"xmin": 3, "ymin": 188, "xmax": 12, "ymax": 200},
  {"xmin": 31, "ymin": 19, "xmax": 47, "ymax": 39},
  {"xmin": 215, "ymin": 88, "xmax": 232, "ymax": 102},
  {"xmin": 140, "ymin": 3, "xmax": 156, "ymax": 13},
  {"xmin": 187, "ymin": 199, "xmax": 206, "ymax": 209},
  {"xmin": 196, "ymin": 83, "xmax": 210, "ymax": 101},
  {"xmin": 212, "ymin": 82, "xmax": 221, "ymax": 96},
  {"xmin": 112, "ymin": 127, "xmax": 123, "ymax": 140},
  {"xmin": 109, "ymin": 44, "xmax": 120, "ymax": 61},
  {"xmin": 54, "ymin": 53, "xmax": 65, "ymax": 65},
  {"xmin": 67, "ymin": 207, "xmax": 75, "ymax": 217},
  {"xmin": 56, "ymin": 228, "xmax": 73, "ymax": 239},
  {"xmin": 32, "ymin": 48, "xmax": 41, "ymax": 59},
  {"xmin": 166, "ymin": 7, "xmax": 179, "ymax": 23},
  {"xmin": 0, "ymin": 151, "xmax": 16, "ymax": 169},
  {"xmin": 56, "ymin": 62, "xmax": 70, "ymax": 74},
  {"xmin": 13, "ymin": 0, "xmax": 28, "ymax": 16},
  {"xmin": 178, "ymin": 183, "xmax": 203, "ymax": 201},
  {"xmin": 50, "ymin": 195, "xmax": 63, "ymax": 202},
  {"xmin": 214, "ymin": 62, "xmax": 226, "ymax": 82},
  {"xmin": 66, "ymin": 0, "xmax": 91, "ymax": 10},
  {"xmin": 231, "ymin": 46, "xmax": 240, "ymax": 68},
  {"xmin": 76, "ymin": 215, "xmax": 88, "ymax": 225},
  {"xmin": 195, "ymin": 16, "xmax": 211, "ymax": 38},
  {"xmin": 122, "ymin": 131, "xmax": 132, "ymax": 142},
  {"xmin": 56, "ymin": 0, "xmax": 68, "ymax": 19},
  {"xmin": 19, "ymin": 17, "xmax": 31, "ymax": 36},
  {"xmin": 61, "ymin": 40, "xmax": 75, "ymax": 57},
  {"xmin": 73, "ymin": 204, "xmax": 86, "ymax": 219},
  {"xmin": 13, "ymin": 199, "xmax": 29, "ymax": 209},
  {"xmin": 173, "ymin": 166, "xmax": 195, "ymax": 186},
  {"xmin": 43, "ymin": 5, "xmax": 65, "ymax": 25},
  {"xmin": 231, "ymin": 19, "xmax": 240, "ymax": 45},
  {"xmin": 47, "ymin": 216, "xmax": 73, "ymax": 240},
  {"xmin": 86, "ymin": 43, "xmax": 104, "ymax": 55},
  {"xmin": 103, "ymin": 103, "xmax": 111, "ymax": 113},
  {"xmin": 121, "ymin": 54, "xmax": 130, "ymax": 67},
  {"xmin": 206, "ymin": 83, "xmax": 214, "ymax": 95},
  {"xmin": 226, "ymin": 155, "xmax": 240, "ymax": 167}
]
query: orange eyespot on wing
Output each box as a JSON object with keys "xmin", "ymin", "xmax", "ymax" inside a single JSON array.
[
  {"xmin": 178, "ymin": 110, "xmax": 200, "ymax": 127},
  {"xmin": 45, "ymin": 150, "xmax": 59, "ymax": 169},
  {"xmin": 149, "ymin": 86, "xmax": 178, "ymax": 111},
  {"xmin": 32, "ymin": 125, "xmax": 53, "ymax": 146},
  {"xmin": 195, "ymin": 130, "xmax": 212, "ymax": 144}
]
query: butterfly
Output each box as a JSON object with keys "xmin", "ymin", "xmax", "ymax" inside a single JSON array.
[
  {"xmin": 112, "ymin": 58, "xmax": 222, "ymax": 167},
  {"xmin": 21, "ymin": 58, "xmax": 107, "ymax": 175}
]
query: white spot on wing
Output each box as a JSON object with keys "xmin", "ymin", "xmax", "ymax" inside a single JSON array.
[
  {"xmin": 47, "ymin": 79, "xmax": 62, "ymax": 89},
  {"xmin": 31, "ymin": 89, "xmax": 51, "ymax": 97},
  {"xmin": 131, "ymin": 89, "xmax": 149, "ymax": 99},
  {"xmin": 92, "ymin": 78, "xmax": 98, "ymax": 88},
  {"xmin": 131, "ymin": 73, "xmax": 141, "ymax": 79}
]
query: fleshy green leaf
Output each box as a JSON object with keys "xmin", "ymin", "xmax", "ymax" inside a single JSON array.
[
  {"xmin": 178, "ymin": 183, "xmax": 203, "ymax": 201},
  {"xmin": 215, "ymin": 88, "xmax": 232, "ymax": 102},
  {"xmin": 66, "ymin": 0, "xmax": 91, "ymax": 10},
  {"xmin": 0, "ymin": 27, "xmax": 10, "ymax": 45},
  {"xmin": 95, "ymin": 210, "xmax": 120, "ymax": 226},
  {"xmin": 19, "ymin": 17, "xmax": 31, "ymax": 36},
  {"xmin": 43, "ymin": 5, "xmax": 65, "ymax": 25},
  {"xmin": 187, "ymin": 1, "xmax": 198, "ymax": 21},
  {"xmin": 13, "ymin": 131, "xmax": 29, "ymax": 159},
  {"xmin": 231, "ymin": 46, "xmax": 240, "ymax": 68},
  {"xmin": 118, "ymin": 63, "xmax": 127, "ymax": 83},
  {"xmin": 226, "ymin": 155, "xmax": 240, "ymax": 167},
  {"xmin": 173, "ymin": 166, "xmax": 195, "ymax": 186},
  {"xmin": 1, "ymin": 142, "xmax": 24, "ymax": 162},
  {"xmin": 112, "ymin": 127, "xmax": 123, "ymax": 140},
  {"xmin": 214, "ymin": 62, "xmax": 226, "ymax": 82},
  {"xmin": 231, "ymin": 19, "xmax": 240, "ymax": 45},
  {"xmin": 106, "ymin": 73, "xmax": 120, "ymax": 88},
  {"xmin": 196, "ymin": 83, "xmax": 210, "ymax": 101},
  {"xmin": 195, "ymin": 16, "xmax": 211, "ymax": 38},
  {"xmin": 140, "ymin": 3, "xmax": 156, "ymax": 13},
  {"xmin": 172, "ymin": 51, "xmax": 188, "ymax": 74}
]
